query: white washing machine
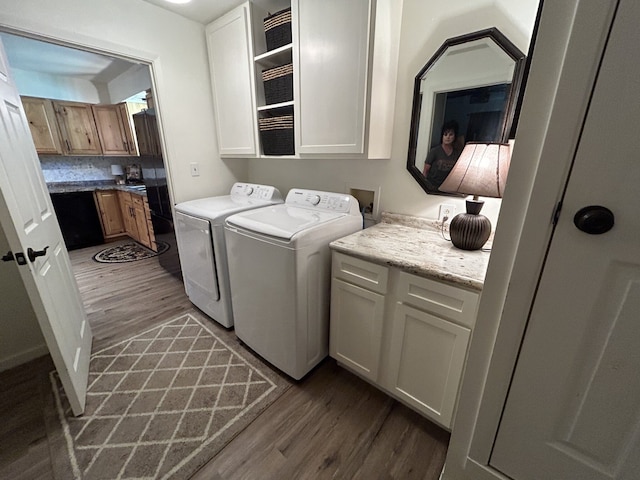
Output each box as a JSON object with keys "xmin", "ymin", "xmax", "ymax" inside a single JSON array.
[
  {"xmin": 224, "ymin": 188, "xmax": 363, "ymax": 379},
  {"xmin": 174, "ymin": 183, "xmax": 283, "ymax": 327}
]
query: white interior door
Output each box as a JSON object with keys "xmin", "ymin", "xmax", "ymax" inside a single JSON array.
[
  {"xmin": 490, "ymin": 0, "xmax": 640, "ymax": 478},
  {"xmin": 0, "ymin": 38, "xmax": 91, "ymax": 416}
]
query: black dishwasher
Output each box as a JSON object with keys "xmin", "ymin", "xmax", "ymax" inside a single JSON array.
[{"xmin": 50, "ymin": 191, "xmax": 104, "ymax": 250}]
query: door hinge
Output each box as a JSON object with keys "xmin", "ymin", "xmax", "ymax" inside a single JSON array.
[{"xmin": 552, "ymin": 201, "xmax": 563, "ymax": 226}]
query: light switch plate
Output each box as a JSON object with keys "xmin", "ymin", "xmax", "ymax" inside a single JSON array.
[{"xmin": 190, "ymin": 162, "xmax": 200, "ymax": 177}]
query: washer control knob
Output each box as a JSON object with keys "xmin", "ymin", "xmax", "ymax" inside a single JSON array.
[
  {"xmin": 245, "ymin": 186, "xmax": 254, "ymax": 195},
  {"xmin": 310, "ymin": 195, "xmax": 321, "ymax": 205}
]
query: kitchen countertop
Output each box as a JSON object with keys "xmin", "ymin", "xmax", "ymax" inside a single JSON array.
[
  {"xmin": 329, "ymin": 212, "xmax": 491, "ymax": 291},
  {"xmin": 47, "ymin": 180, "xmax": 147, "ymax": 196}
]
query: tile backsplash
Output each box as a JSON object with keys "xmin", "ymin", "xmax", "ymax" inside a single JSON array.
[{"xmin": 40, "ymin": 155, "xmax": 137, "ymax": 183}]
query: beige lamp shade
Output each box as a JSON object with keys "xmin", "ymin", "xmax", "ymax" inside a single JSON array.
[
  {"xmin": 111, "ymin": 164, "xmax": 124, "ymax": 176},
  {"xmin": 439, "ymin": 142, "xmax": 511, "ymax": 198}
]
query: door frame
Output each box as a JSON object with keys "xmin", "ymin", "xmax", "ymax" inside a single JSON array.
[
  {"xmin": 0, "ymin": 25, "xmax": 176, "ymax": 366},
  {"xmin": 0, "ymin": 24, "xmax": 176, "ymax": 222},
  {"xmin": 443, "ymin": 1, "xmax": 621, "ymax": 478}
]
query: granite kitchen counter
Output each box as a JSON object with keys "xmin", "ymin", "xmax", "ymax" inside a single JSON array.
[
  {"xmin": 330, "ymin": 212, "xmax": 490, "ymax": 291},
  {"xmin": 47, "ymin": 181, "xmax": 147, "ymax": 196}
]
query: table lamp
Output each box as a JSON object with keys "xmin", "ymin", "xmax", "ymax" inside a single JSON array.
[
  {"xmin": 438, "ymin": 142, "xmax": 512, "ymax": 250},
  {"xmin": 111, "ymin": 164, "xmax": 125, "ymax": 184}
]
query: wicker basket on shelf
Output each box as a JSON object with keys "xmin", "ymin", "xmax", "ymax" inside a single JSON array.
[
  {"xmin": 264, "ymin": 8, "xmax": 292, "ymax": 51},
  {"xmin": 258, "ymin": 115, "xmax": 294, "ymax": 156},
  {"xmin": 262, "ymin": 63, "xmax": 293, "ymax": 105}
]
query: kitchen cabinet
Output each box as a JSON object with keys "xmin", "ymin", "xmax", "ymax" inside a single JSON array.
[
  {"xmin": 329, "ymin": 251, "xmax": 479, "ymax": 429},
  {"xmin": 92, "ymin": 103, "xmax": 137, "ymax": 156},
  {"xmin": 206, "ymin": 0, "xmax": 397, "ymax": 159},
  {"xmin": 52, "ymin": 100, "xmax": 102, "ymax": 155},
  {"xmin": 93, "ymin": 190, "xmax": 125, "ymax": 239},
  {"xmin": 117, "ymin": 190, "xmax": 157, "ymax": 251},
  {"xmin": 133, "ymin": 110, "xmax": 161, "ymax": 156},
  {"xmin": 21, "ymin": 96, "xmax": 64, "ymax": 154}
]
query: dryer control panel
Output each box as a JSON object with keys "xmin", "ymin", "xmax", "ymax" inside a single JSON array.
[
  {"xmin": 230, "ymin": 183, "xmax": 282, "ymax": 201},
  {"xmin": 285, "ymin": 189, "xmax": 360, "ymax": 215}
]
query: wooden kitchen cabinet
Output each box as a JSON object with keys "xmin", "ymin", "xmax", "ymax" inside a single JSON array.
[
  {"xmin": 93, "ymin": 190, "xmax": 125, "ymax": 239},
  {"xmin": 118, "ymin": 190, "xmax": 138, "ymax": 239},
  {"xmin": 21, "ymin": 96, "xmax": 64, "ymax": 154},
  {"xmin": 132, "ymin": 110, "xmax": 161, "ymax": 156},
  {"xmin": 117, "ymin": 190, "xmax": 157, "ymax": 251},
  {"xmin": 329, "ymin": 251, "xmax": 479, "ymax": 429},
  {"xmin": 92, "ymin": 103, "xmax": 137, "ymax": 156},
  {"xmin": 52, "ymin": 100, "xmax": 102, "ymax": 155}
]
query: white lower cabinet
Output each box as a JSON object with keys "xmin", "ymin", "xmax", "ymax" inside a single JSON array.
[{"xmin": 329, "ymin": 252, "xmax": 479, "ymax": 429}]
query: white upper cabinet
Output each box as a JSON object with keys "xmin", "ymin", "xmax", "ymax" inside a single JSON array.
[
  {"xmin": 293, "ymin": 0, "xmax": 371, "ymax": 155},
  {"xmin": 206, "ymin": 3, "xmax": 259, "ymax": 157},
  {"xmin": 206, "ymin": 0, "xmax": 398, "ymax": 159}
]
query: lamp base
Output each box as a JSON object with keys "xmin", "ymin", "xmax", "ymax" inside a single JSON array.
[{"xmin": 449, "ymin": 199, "xmax": 491, "ymax": 250}]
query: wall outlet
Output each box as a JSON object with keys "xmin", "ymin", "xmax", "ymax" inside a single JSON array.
[
  {"xmin": 438, "ymin": 203, "xmax": 456, "ymax": 223},
  {"xmin": 190, "ymin": 162, "xmax": 200, "ymax": 177}
]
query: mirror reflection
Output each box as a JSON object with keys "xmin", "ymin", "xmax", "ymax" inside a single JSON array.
[{"xmin": 407, "ymin": 28, "xmax": 525, "ymax": 195}]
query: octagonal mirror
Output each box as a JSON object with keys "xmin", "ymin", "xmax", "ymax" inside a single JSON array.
[{"xmin": 407, "ymin": 28, "xmax": 525, "ymax": 195}]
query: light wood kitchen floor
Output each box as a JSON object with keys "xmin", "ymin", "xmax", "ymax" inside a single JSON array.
[{"xmin": 0, "ymin": 240, "xmax": 449, "ymax": 480}]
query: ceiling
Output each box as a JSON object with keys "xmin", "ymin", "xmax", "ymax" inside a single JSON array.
[
  {"xmin": 140, "ymin": 0, "xmax": 288, "ymax": 25},
  {"xmin": 0, "ymin": 32, "xmax": 139, "ymax": 83},
  {"xmin": 0, "ymin": 0, "xmax": 289, "ymax": 82}
]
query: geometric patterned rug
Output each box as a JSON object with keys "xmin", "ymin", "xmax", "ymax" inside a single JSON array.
[
  {"xmin": 46, "ymin": 313, "xmax": 291, "ymax": 479},
  {"xmin": 93, "ymin": 241, "xmax": 170, "ymax": 263}
]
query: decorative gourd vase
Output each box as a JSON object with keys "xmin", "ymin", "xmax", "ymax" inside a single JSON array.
[{"xmin": 449, "ymin": 199, "xmax": 491, "ymax": 250}]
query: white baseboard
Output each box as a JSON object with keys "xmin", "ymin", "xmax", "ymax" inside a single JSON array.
[{"xmin": 0, "ymin": 344, "xmax": 49, "ymax": 372}]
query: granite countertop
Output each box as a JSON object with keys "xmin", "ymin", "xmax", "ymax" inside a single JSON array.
[
  {"xmin": 330, "ymin": 212, "xmax": 490, "ymax": 291},
  {"xmin": 47, "ymin": 180, "xmax": 147, "ymax": 196}
]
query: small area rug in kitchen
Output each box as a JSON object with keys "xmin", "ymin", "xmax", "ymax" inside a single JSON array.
[
  {"xmin": 93, "ymin": 241, "xmax": 169, "ymax": 263},
  {"xmin": 45, "ymin": 313, "xmax": 291, "ymax": 480}
]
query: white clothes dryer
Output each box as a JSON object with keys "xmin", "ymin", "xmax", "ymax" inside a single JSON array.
[
  {"xmin": 174, "ymin": 183, "xmax": 283, "ymax": 327},
  {"xmin": 224, "ymin": 188, "xmax": 363, "ymax": 379}
]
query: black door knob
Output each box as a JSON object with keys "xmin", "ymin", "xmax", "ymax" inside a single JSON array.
[
  {"xmin": 27, "ymin": 246, "xmax": 49, "ymax": 262},
  {"xmin": 573, "ymin": 206, "xmax": 614, "ymax": 234}
]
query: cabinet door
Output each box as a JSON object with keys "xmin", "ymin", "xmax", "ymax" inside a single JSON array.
[
  {"xmin": 386, "ymin": 303, "xmax": 470, "ymax": 429},
  {"xmin": 118, "ymin": 103, "xmax": 138, "ymax": 155},
  {"xmin": 53, "ymin": 100, "xmax": 102, "ymax": 155},
  {"xmin": 133, "ymin": 112, "xmax": 160, "ymax": 156},
  {"xmin": 117, "ymin": 191, "xmax": 138, "ymax": 239},
  {"xmin": 206, "ymin": 3, "xmax": 258, "ymax": 156},
  {"xmin": 330, "ymin": 278, "xmax": 385, "ymax": 382},
  {"xmin": 294, "ymin": 0, "xmax": 372, "ymax": 155},
  {"xmin": 92, "ymin": 104, "xmax": 132, "ymax": 156},
  {"xmin": 21, "ymin": 96, "xmax": 63, "ymax": 154},
  {"xmin": 94, "ymin": 190, "xmax": 124, "ymax": 238},
  {"xmin": 133, "ymin": 201, "xmax": 151, "ymax": 249}
]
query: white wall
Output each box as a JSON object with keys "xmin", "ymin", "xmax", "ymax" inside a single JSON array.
[
  {"xmin": 248, "ymin": 0, "xmax": 539, "ymax": 225},
  {"xmin": 0, "ymin": 0, "xmax": 246, "ymax": 205}
]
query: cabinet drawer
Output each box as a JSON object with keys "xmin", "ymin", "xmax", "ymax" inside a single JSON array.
[
  {"xmin": 332, "ymin": 252, "xmax": 389, "ymax": 294},
  {"xmin": 398, "ymin": 272, "xmax": 479, "ymax": 328}
]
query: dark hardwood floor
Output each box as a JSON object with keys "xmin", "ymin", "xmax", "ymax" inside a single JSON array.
[{"xmin": 0, "ymin": 240, "xmax": 449, "ymax": 479}]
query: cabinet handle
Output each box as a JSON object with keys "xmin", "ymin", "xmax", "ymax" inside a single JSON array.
[{"xmin": 65, "ymin": 139, "xmax": 71, "ymax": 151}]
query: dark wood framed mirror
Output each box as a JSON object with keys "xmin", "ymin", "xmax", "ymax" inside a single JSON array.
[{"xmin": 407, "ymin": 28, "xmax": 526, "ymax": 195}]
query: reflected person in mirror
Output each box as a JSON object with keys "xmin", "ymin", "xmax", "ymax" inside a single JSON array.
[{"xmin": 423, "ymin": 120, "xmax": 462, "ymax": 190}]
